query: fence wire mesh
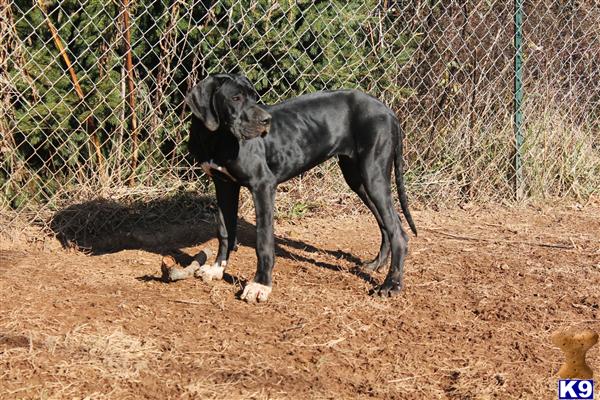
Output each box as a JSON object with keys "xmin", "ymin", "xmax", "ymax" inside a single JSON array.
[{"xmin": 1, "ymin": 0, "xmax": 599, "ymax": 239}]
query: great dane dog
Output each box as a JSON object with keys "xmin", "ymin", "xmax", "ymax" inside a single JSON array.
[{"xmin": 186, "ymin": 73, "xmax": 417, "ymax": 303}]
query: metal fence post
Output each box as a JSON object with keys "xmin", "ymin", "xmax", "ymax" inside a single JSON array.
[{"xmin": 514, "ymin": 0, "xmax": 524, "ymax": 200}]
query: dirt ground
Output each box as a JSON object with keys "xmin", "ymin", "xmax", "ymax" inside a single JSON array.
[{"xmin": 1, "ymin": 202, "xmax": 600, "ymax": 399}]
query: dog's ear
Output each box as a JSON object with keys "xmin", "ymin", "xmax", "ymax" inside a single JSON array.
[
  {"xmin": 236, "ymin": 75, "xmax": 259, "ymax": 100},
  {"xmin": 186, "ymin": 76, "xmax": 221, "ymax": 131}
]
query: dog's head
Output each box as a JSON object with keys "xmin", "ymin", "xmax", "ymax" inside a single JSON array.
[{"xmin": 186, "ymin": 74, "xmax": 271, "ymax": 140}]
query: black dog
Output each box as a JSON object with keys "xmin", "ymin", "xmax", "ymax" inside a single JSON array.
[{"xmin": 186, "ymin": 74, "xmax": 417, "ymax": 303}]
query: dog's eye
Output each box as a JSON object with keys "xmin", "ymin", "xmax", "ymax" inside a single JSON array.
[{"xmin": 231, "ymin": 95, "xmax": 242, "ymax": 102}]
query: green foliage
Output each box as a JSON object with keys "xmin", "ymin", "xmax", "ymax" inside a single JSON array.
[
  {"xmin": 3, "ymin": 0, "xmax": 417, "ymax": 209},
  {"xmin": 288, "ymin": 201, "xmax": 313, "ymax": 219}
]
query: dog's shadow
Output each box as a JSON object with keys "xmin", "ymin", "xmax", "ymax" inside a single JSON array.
[{"xmin": 50, "ymin": 192, "xmax": 378, "ymax": 286}]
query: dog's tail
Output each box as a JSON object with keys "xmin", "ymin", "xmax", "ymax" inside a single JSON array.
[{"xmin": 393, "ymin": 121, "xmax": 417, "ymax": 236}]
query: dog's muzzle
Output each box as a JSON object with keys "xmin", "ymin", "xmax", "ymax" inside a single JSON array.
[{"xmin": 244, "ymin": 107, "xmax": 271, "ymax": 138}]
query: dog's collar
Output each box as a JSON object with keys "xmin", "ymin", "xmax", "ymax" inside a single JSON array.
[{"xmin": 201, "ymin": 160, "xmax": 237, "ymax": 182}]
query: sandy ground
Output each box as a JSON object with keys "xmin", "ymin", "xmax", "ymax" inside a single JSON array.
[{"xmin": 1, "ymin": 203, "xmax": 600, "ymax": 399}]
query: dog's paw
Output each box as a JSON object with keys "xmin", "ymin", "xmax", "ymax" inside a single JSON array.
[
  {"xmin": 362, "ymin": 253, "xmax": 390, "ymax": 272},
  {"xmin": 372, "ymin": 280, "xmax": 402, "ymax": 298},
  {"xmin": 362, "ymin": 259, "xmax": 384, "ymax": 272},
  {"xmin": 240, "ymin": 282, "xmax": 272, "ymax": 303},
  {"xmin": 193, "ymin": 262, "xmax": 225, "ymax": 282}
]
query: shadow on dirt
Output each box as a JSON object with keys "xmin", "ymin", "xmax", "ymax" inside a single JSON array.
[
  {"xmin": 50, "ymin": 191, "xmax": 376, "ymax": 285},
  {"xmin": 49, "ymin": 192, "xmax": 217, "ymax": 255}
]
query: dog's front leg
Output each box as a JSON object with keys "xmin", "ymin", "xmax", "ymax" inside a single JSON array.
[
  {"xmin": 214, "ymin": 179, "xmax": 240, "ymax": 264},
  {"xmin": 195, "ymin": 179, "xmax": 240, "ymax": 282},
  {"xmin": 241, "ymin": 182, "xmax": 276, "ymax": 303}
]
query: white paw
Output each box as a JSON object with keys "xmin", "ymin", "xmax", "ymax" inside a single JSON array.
[
  {"xmin": 193, "ymin": 262, "xmax": 225, "ymax": 282},
  {"xmin": 241, "ymin": 282, "xmax": 272, "ymax": 303}
]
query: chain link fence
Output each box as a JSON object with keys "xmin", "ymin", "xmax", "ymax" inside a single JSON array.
[{"xmin": 1, "ymin": 0, "xmax": 599, "ymax": 240}]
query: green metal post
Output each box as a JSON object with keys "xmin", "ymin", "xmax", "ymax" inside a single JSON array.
[{"xmin": 514, "ymin": 0, "xmax": 524, "ymax": 200}]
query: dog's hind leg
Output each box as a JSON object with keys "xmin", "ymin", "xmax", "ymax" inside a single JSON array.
[
  {"xmin": 356, "ymin": 131, "xmax": 409, "ymax": 297},
  {"xmin": 338, "ymin": 156, "xmax": 390, "ymax": 271},
  {"xmin": 362, "ymin": 174, "xmax": 409, "ymax": 296}
]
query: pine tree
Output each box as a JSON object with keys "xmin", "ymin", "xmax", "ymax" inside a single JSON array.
[{"xmin": 5, "ymin": 0, "xmax": 417, "ymax": 207}]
